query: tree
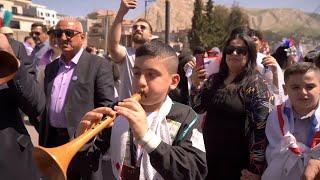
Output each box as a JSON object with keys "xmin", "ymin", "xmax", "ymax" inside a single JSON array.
[
  {"xmin": 206, "ymin": 4, "xmax": 230, "ymax": 49},
  {"xmin": 227, "ymin": 2, "xmax": 249, "ymax": 34},
  {"xmin": 188, "ymin": 0, "xmax": 205, "ymax": 50},
  {"xmin": 201, "ymin": 0, "xmax": 215, "ymax": 49},
  {"xmin": 205, "ymin": 0, "xmax": 214, "ymax": 21}
]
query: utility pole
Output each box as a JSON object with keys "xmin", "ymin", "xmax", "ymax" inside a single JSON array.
[
  {"xmin": 145, "ymin": 0, "xmax": 147, "ymax": 19},
  {"xmin": 165, "ymin": 0, "xmax": 170, "ymax": 44},
  {"xmin": 145, "ymin": 0, "xmax": 155, "ymax": 19}
]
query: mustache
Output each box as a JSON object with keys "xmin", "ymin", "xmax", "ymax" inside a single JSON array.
[{"xmin": 133, "ymin": 31, "xmax": 142, "ymax": 36}]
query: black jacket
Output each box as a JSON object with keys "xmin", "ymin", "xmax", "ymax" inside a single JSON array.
[
  {"xmin": 0, "ymin": 54, "xmax": 45, "ymax": 179},
  {"xmin": 40, "ymin": 51, "xmax": 115, "ymax": 179},
  {"xmin": 97, "ymin": 102, "xmax": 208, "ymax": 180},
  {"xmin": 8, "ymin": 38, "xmax": 35, "ymax": 76}
]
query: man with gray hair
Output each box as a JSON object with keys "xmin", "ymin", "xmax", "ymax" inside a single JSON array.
[{"xmin": 39, "ymin": 18, "xmax": 115, "ymax": 179}]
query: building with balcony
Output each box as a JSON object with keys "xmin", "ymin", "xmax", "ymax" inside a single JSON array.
[
  {"xmin": 23, "ymin": 3, "xmax": 57, "ymax": 27},
  {"xmin": 0, "ymin": 0, "xmax": 58, "ymax": 41},
  {"xmin": 85, "ymin": 9, "xmax": 135, "ymax": 51}
]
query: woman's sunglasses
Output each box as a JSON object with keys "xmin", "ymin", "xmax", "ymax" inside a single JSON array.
[
  {"xmin": 225, "ymin": 45, "xmax": 248, "ymax": 56},
  {"xmin": 53, "ymin": 29, "xmax": 82, "ymax": 38}
]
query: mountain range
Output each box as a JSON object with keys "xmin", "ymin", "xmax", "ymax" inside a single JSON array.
[{"xmin": 143, "ymin": 0, "xmax": 320, "ymax": 37}]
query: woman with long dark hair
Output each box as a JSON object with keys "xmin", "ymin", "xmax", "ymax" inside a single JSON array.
[{"xmin": 192, "ymin": 34, "xmax": 272, "ymax": 179}]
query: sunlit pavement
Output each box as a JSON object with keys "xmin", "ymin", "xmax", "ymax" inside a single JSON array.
[{"xmin": 24, "ymin": 119, "xmax": 38, "ymax": 146}]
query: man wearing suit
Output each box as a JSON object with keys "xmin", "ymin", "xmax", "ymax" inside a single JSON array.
[
  {"xmin": 0, "ymin": 26, "xmax": 36, "ymax": 76},
  {"xmin": 1, "ymin": 27, "xmax": 40, "ymax": 131},
  {"xmin": 30, "ymin": 23, "xmax": 50, "ymax": 69},
  {"xmin": 39, "ymin": 18, "xmax": 115, "ymax": 179},
  {"xmin": 0, "ymin": 33, "xmax": 45, "ymax": 179}
]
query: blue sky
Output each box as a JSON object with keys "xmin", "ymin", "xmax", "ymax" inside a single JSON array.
[{"xmin": 32, "ymin": 0, "xmax": 320, "ymax": 19}]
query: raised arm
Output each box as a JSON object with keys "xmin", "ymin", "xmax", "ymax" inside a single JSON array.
[{"xmin": 107, "ymin": 0, "xmax": 137, "ymax": 63}]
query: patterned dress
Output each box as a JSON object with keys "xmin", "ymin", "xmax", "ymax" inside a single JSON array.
[{"xmin": 192, "ymin": 74, "xmax": 272, "ymax": 179}]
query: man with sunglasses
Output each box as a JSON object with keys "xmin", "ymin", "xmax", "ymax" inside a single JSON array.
[
  {"xmin": 39, "ymin": 18, "xmax": 115, "ymax": 179},
  {"xmin": 108, "ymin": 0, "xmax": 153, "ymax": 100},
  {"xmin": 30, "ymin": 23, "xmax": 50, "ymax": 71}
]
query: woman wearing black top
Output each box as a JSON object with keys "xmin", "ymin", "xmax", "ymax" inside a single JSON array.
[{"xmin": 192, "ymin": 34, "xmax": 272, "ymax": 180}]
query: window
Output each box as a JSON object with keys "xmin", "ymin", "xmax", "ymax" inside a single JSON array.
[
  {"xmin": 52, "ymin": 14, "xmax": 55, "ymax": 18},
  {"xmin": 46, "ymin": 13, "xmax": 50, "ymax": 17},
  {"xmin": 10, "ymin": 20, "xmax": 20, "ymax": 29},
  {"xmin": 12, "ymin": 7, "xmax": 18, "ymax": 14},
  {"xmin": 40, "ymin": 12, "xmax": 43, "ymax": 16}
]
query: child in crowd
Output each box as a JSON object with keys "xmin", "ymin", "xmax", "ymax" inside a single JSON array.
[
  {"xmin": 262, "ymin": 62, "xmax": 320, "ymax": 180},
  {"xmin": 77, "ymin": 41, "xmax": 207, "ymax": 180}
]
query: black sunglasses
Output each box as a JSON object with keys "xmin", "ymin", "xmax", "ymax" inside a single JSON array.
[
  {"xmin": 225, "ymin": 45, "xmax": 248, "ymax": 56},
  {"xmin": 132, "ymin": 24, "xmax": 147, "ymax": 31},
  {"xmin": 30, "ymin": 31, "xmax": 40, "ymax": 37},
  {"xmin": 54, "ymin": 29, "xmax": 82, "ymax": 38}
]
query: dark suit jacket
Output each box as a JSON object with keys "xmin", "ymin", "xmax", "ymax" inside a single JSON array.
[
  {"xmin": 8, "ymin": 38, "xmax": 35, "ymax": 76},
  {"xmin": 39, "ymin": 50, "xmax": 115, "ymax": 179},
  {"xmin": 0, "ymin": 55, "xmax": 45, "ymax": 179}
]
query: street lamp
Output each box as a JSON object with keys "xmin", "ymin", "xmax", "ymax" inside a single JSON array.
[
  {"xmin": 145, "ymin": 0, "xmax": 155, "ymax": 19},
  {"xmin": 165, "ymin": 0, "xmax": 170, "ymax": 44}
]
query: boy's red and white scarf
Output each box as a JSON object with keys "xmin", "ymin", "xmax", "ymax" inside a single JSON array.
[{"xmin": 275, "ymin": 100, "xmax": 320, "ymax": 154}]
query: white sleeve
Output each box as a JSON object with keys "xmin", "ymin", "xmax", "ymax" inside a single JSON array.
[{"xmin": 265, "ymin": 109, "xmax": 283, "ymax": 163}]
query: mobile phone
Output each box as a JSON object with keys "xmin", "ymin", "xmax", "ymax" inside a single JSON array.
[{"xmin": 195, "ymin": 54, "xmax": 204, "ymax": 68}]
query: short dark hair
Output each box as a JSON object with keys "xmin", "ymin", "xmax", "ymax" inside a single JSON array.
[
  {"xmin": 284, "ymin": 62, "xmax": 320, "ymax": 83},
  {"xmin": 31, "ymin": 23, "xmax": 47, "ymax": 33},
  {"xmin": 249, "ymin": 29, "xmax": 263, "ymax": 40},
  {"xmin": 304, "ymin": 50, "xmax": 320, "ymax": 68},
  {"xmin": 24, "ymin": 36, "xmax": 32, "ymax": 42},
  {"xmin": 229, "ymin": 26, "xmax": 252, "ymax": 38},
  {"xmin": 135, "ymin": 18, "xmax": 153, "ymax": 33},
  {"xmin": 272, "ymin": 46, "xmax": 289, "ymax": 69},
  {"xmin": 135, "ymin": 41, "xmax": 178, "ymax": 74},
  {"xmin": 230, "ymin": 26, "xmax": 263, "ymax": 41},
  {"xmin": 193, "ymin": 46, "xmax": 206, "ymax": 55}
]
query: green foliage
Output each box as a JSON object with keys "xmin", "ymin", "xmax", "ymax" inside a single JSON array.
[
  {"xmin": 227, "ymin": 5, "xmax": 249, "ymax": 33},
  {"xmin": 189, "ymin": 1, "xmax": 250, "ymax": 51},
  {"xmin": 188, "ymin": 0, "xmax": 205, "ymax": 50},
  {"xmin": 206, "ymin": 5, "xmax": 230, "ymax": 49}
]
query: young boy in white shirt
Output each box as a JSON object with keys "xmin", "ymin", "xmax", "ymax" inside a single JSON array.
[
  {"xmin": 262, "ymin": 62, "xmax": 320, "ymax": 180},
  {"xmin": 77, "ymin": 41, "xmax": 207, "ymax": 180}
]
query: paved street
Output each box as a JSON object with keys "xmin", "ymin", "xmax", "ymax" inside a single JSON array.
[{"xmin": 24, "ymin": 120, "xmax": 38, "ymax": 146}]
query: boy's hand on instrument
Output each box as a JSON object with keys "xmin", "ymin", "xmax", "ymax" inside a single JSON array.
[
  {"xmin": 114, "ymin": 98, "xmax": 148, "ymax": 140},
  {"xmin": 76, "ymin": 107, "xmax": 116, "ymax": 137},
  {"xmin": 240, "ymin": 169, "xmax": 260, "ymax": 180}
]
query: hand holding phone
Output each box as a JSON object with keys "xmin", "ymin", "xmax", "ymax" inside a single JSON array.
[{"xmin": 195, "ymin": 54, "xmax": 204, "ymax": 68}]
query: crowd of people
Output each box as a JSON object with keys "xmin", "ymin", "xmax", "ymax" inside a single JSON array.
[{"xmin": 1, "ymin": 0, "xmax": 320, "ymax": 179}]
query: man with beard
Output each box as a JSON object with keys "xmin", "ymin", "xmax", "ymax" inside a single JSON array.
[
  {"xmin": 39, "ymin": 18, "xmax": 115, "ymax": 179},
  {"xmin": 108, "ymin": 0, "xmax": 153, "ymax": 99},
  {"xmin": 30, "ymin": 23, "xmax": 50, "ymax": 69}
]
